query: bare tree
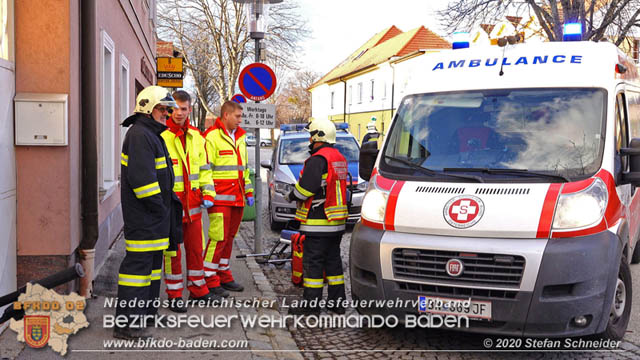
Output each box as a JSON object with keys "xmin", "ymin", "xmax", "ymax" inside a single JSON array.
[
  {"xmin": 275, "ymin": 70, "xmax": 320, "ymax": 125},
  {"xmin": 158, "ymin": 0, "xmax": 308, "ymax": 115},
  {"xmin": 439, "ymin": 0, "xmax": 640, "ymax": 45}
]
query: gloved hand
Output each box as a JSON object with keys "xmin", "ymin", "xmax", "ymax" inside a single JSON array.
[
  {"xmin": 246, "ymin": 197, "xmax": 255, "ymax": 207},
  {"xmin": 202, "ymin": 200, "xmax": 213, "ymax": 208}
]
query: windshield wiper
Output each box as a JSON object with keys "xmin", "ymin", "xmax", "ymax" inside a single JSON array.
[
  {"xmin": 443, "ymin": 167, "xmax": 570, "ymax": 183},
  {"xmin": 385, "ymin": 155, "xmax": 483, "ymax": 182}
]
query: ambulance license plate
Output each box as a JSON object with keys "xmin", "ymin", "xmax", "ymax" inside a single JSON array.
[{"xmin": 418, "ymin": 296, "xmax": 492, "ymax": 320}]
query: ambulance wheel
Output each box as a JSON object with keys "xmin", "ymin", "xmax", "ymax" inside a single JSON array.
[
  {"xmin": 631, "ymin": 243, "xmax": 640, "ymax": 264},
  {"xmin": 601, "ymin": 257, "xmax": 632, "ymax": 340}
]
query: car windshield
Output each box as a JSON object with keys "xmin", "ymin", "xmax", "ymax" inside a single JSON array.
[
  {"xmin": 382, "ymin": 88, "xmax": 606, "ymax": 181},
  {"xmin": 279, "ymin": 136, "xmax": 360, "ymax": 164}
]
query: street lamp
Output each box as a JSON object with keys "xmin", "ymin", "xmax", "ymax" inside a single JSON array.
[{"xmin": 232, "ymin": 0, "xmax": 282, "ymax": 254}]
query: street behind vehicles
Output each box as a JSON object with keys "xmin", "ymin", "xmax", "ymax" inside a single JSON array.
[
  {"xmin": 261, "ymin": 123, "xmax": 367, "ymax": 230},
  {"xmin": 351, "ymin": 37, "xmax": 640, "ymax": 340}
]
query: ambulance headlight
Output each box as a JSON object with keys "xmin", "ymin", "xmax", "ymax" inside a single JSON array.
[
  {"xmin": 552, "ymin": 178, "xmax": 608, "ymax": 230},
  {"xmin": 361, "ymin": 175, "xmax": 389, "ymax": 224}
]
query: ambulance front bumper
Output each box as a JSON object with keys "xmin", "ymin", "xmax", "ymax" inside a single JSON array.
[{"xmin": 349, "ymin": 223, "xmax": 622, "ymax": 337}]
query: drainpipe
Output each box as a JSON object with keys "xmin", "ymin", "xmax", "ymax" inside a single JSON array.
[
  {"xmin": 79, "ymin": 0, "xmax": 99, "ymax": 298},
  {"xmin": 341, "ymin": 78, "xmax": 347, "ymax": 123}
]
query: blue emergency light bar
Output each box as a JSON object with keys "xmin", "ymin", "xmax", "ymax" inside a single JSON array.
[
  {"xmin": 452, "ymin": 32, "xmax": 470, "ymax": 49},
  {"xmin": 563, "ymin": 23, "xmax": 582, "ymax": 42},
  {"xmin": 280, "ymin": 122, "xmax": 350, "ymax": 132}
]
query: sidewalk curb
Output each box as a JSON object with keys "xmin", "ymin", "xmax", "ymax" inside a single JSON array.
[{"xmin": 236, "ymin": 223, "xmax": 303, "ymax": 360}]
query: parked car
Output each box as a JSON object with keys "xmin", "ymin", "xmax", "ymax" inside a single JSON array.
[
  {"xmin": 260, "ymin": 138, "xmax": 272, "ymax": 147},
  {"xmin": 246, "ymin": 134, "xmax": 256, "ymax": 146},
  {"xmin": 261, "ymin": 123, "xmax": 367, "ymax": 230}
]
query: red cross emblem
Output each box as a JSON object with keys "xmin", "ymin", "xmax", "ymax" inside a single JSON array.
[{"xmin": 443, "ymin": 195, "xmax": 484, "ymax": 229}]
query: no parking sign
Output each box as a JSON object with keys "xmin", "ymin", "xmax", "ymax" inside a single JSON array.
[{"xmin": 238, "ymin": 63, "xmax": 277, "ymax": 102}]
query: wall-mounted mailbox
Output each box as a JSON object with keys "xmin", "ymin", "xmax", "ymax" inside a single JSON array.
[{"xmin": 15, "ymin": 93, "xmax": 68, "ymax": 146}]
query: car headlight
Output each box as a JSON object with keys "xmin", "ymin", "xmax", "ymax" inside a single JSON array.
[
  {"xmin": 274, "ymin": 181, "xmax": 293, "ymax": 195},
  {"xmin": 361, "ymin": 176, "xmax": 389, "ymax": 223},
  {"xmin": 552, "ymin": 177, "xmax": 608, "ymax": 230}
]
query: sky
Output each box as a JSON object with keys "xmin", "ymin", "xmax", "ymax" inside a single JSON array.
[{"xmin": 295, "ymin": 0, "xmax": 453, "ymax": 75}]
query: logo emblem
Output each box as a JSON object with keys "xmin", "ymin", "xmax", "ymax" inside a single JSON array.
[
  {"xmin": 443, "ymin": 195, "xmax": 484, "ymax": 229},
  {"xmin": 446, "ymin": 259, "xmax": 464, "ymax": 277},
  {"xmin": 24, "ymin": 315, "xmax": 50, "ymax": 348}
]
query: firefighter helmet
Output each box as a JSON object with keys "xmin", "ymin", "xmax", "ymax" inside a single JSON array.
[
  {"xmin": 367, "ymin": 121, "xmax": 377, "ymax": 131},
  {"xmin": 305, "ymin": 118, "xmax": 336, "ymax": 144},
  {"xmin": 134, "ymin": 86, "xmax": 177, "ymax": 115}
]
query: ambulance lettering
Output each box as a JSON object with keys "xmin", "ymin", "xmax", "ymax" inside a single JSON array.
[{"xmin": 432, "ymin": 55, "xmax": 583, "ymax": 71}]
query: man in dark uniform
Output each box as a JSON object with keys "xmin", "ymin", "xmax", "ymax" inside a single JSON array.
[
  {"xmin": 362, "ymin": 117, "xmax": 380, "ymax": 148},
  {"xmin": 285, "ymin": 118, "xmax": 348, "ymax": 315},
  {"xmin": 114, "ymin": 86, "xmax": 183, "ymax": 339}
]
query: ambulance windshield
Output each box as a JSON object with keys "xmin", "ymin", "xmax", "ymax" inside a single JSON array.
[{"xmin": 382, "ymin": 88, "xmax": 606, "ymax": 181}]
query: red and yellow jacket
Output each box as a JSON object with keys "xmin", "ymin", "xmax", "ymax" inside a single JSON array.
[
  {"xmin": 161, "ymin": 117, "xmax": 215, "ymax": 222},
  {"xmin": 204, "ymin": 117, "xmax": 253, "ymax": 207}
]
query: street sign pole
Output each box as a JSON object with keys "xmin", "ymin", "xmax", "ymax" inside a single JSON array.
[{"xmin": 253, "ymin": 38, "xmax": 263, "ymax": 255}]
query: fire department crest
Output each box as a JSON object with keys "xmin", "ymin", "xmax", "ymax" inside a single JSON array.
[
  {"xmin": 24, "ymin": 315, "xmax": 50, "ymax": 348},
  {"xmin": 443, "ymin": 195, "xmax": 484, "ymax": 229}
]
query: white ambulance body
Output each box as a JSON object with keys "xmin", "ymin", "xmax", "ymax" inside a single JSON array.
[{"xmin": 351, "ymin": 40, "xmax": 640, "ymax": 339}]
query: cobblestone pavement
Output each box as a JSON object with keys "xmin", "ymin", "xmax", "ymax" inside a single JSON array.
[{"xmin": 243, "ymin": 150, "xmax": 640, "ymax": 359}]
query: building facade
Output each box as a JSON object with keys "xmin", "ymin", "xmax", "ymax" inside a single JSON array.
[
  {"xmin": 1, "ymin": 0, "xmax": 157, "ymax": 302},
  {"xmin": 309, "ymin": 26, "xmax": 450, "ymax": 143}
]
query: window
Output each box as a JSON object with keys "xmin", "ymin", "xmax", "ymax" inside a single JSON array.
[
  {"xmin": 330, "ymin": 91, "xmax": 334, "ymax": 109},
  {"xmin": 634, "ymin": 40, "xmax": 639, "ymax": 63},
  {"xmin": 370, "ymin": 79, "xmax": 375, "ymax": 101},
  {"xmin": 348, "ymin": 85, "xmax": 352, "ymax": 105},
  {"xmin": 382, "ymin": 81, "xmax": 387, "ymax": 100},
  {"xmin": 120, "ymin": 54, "xmax": 130, "ymax": 151},
  {"xmin": 101, "ymin": 30, "xmax": 116, "ymax": 193},
  {"xmin": 0, "ymin": 0, "xmax": 14, "ymax": 62},
  {"xmin": 616, "ymin": 93, "xmax": 629, "ymax": 173},
  {"xmin": 357, "ymin": 82, "xmax": 363, "ymax": 104}
]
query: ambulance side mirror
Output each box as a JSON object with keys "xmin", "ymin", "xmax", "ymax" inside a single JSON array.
[
  {"xmin": 359, "ymin": 141, "xmax": 379, "ymax": 181},
  {"xmin": 621, "ymin": 138, "xmax": 640, "ymax": 186}
]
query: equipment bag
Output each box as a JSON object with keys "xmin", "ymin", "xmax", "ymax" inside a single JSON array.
[{"xmin": 291, "ymin": 232, "xmax": 305, "ymax": 286}]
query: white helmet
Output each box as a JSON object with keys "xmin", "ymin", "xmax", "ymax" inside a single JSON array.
[
  {"xmin": 367, "ymin": 122, "xmax": 377, "ymax": 131},
  {"xmin": 134, "ymin": 86, "xmax": 177, "ymax": 115},
  {"xmin": 305, "ymin": 118, "xmax": 336, "ymax": 144}
]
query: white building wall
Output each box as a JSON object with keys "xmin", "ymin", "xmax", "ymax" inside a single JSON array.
[{"xmin": 0, "ymin": 59, "xmax": 16, "ymax": 332}]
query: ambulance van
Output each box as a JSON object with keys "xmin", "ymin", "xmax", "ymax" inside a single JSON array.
[{"xmin": 352, "ymin": 37, "xmax": 640, "ymax": 340}]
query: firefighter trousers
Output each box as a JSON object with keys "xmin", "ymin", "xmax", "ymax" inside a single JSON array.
[
  {"xmin": 163, "ymin": 217, "xmax": 209, "ymax": 299},
  {"xmin": 115, "ymin": 250, "xmax": 163, "ymax": 324},
  {"xmin": 302, "ymin": 233, "xmax": 346, "ymax": 305},
  {"xmin": 204, "ymin": 206, "xmax": 243, "ymax": 288}
]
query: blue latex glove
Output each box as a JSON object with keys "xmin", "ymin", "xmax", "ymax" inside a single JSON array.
[
  {"xmin": 247, "ymin": 197, "xmax": 255, "ymax": 207},
  {"xmin": 202, "ymin": 200, "xmax": 213, "ymax": 208}
]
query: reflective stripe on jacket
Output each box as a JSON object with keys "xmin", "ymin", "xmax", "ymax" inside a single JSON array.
[
  {"xmin": 162, "ymin": 118, "xmax": 215, "ymax": 222},
  {"xmin": 204, "ymin": 117, "xmax": 253, "ymax": 207}
]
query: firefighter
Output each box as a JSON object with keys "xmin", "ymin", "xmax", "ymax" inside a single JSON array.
[
  {"xmin": 115, "ymin": 86, "xmax": 182, "ymax": 339},
  {"xmin": 203, "ymin": 101, "xmax": 253, "ymax": 296},
  {"xmin": 161, "ymin": 90, "xmax": 221, "ymax": 312},
  {"xmin": 284, "ymin": 118, "xmax": 348, "ymax": 315},
  {"xmin": 361, "ymin": 116, "xmax": 380, "ymax": 148}
]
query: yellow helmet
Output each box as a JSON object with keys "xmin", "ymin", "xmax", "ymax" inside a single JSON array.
[
  {"xmin": 134, "ymin": 86, "xmax": 177, "ymax": 115},
  {"xmin": 305, "ymin": 118, "xmax": 336, "ymax": 144}
]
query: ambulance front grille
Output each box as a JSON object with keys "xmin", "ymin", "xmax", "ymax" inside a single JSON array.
[
  {"xmin": 475, "ymin": 187, "xmax": 530, "ymax": 195},
  {"xmin": 392, "ymin": 248, "xmax": 525, "ymax": 288},
  {"xmin": 415, "ymin": 186, "xmax": 465, "ymax": 194},
  {"xmin": 396, "ymin": 282, "xmax": 518, "ymax": 300}
]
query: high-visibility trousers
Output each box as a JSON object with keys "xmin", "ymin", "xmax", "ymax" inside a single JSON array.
[
  {"xmin": 204, "ymin": 205, "xmax": 243, "ymax": 288},
  {"xmin": 302, "ymin": 233, "xmax": 346, "ymax": 304},
  {"xmin": 115, "ymin": 250, "xmax": 163, "ymax": 323},
  {"xmin": 163, "ymin": 218, "xmax": 209, "ymax": 298}
]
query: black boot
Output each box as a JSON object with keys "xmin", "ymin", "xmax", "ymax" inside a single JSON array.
[
  {"xmin": 189, "ymin": 292, "xmax": 223, "ymax": 305},
  {"xmin": 168, "ymin": 298, "xmax": 188, "ymax": 313},
  {"xmin": 209, "ymin": 286, "xmax": 230, "ymax": 298},
  {"xmin": 221, "ymin": 281, "xmax": 244, "ymax": 292}
]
